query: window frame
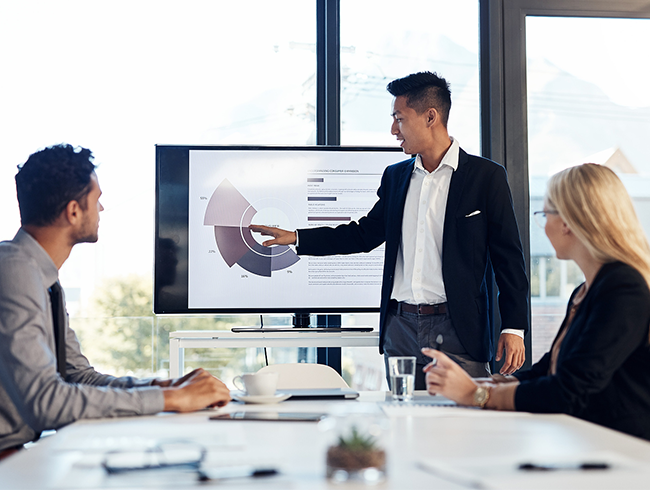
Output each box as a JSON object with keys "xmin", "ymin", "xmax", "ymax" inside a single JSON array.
[{"xmin": 486, "ymin": 0, "xmax": 650, "ymax": 369}]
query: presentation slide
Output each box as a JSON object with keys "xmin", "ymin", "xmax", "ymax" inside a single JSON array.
[{"xmin": 187, "ymin": 149, "xmax": 401, "ymax": 310}]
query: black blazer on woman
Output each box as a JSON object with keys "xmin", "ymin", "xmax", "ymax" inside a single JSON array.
[{"xmin": 515, "ymin": 261, "xmax": 650, "ymax": 440}]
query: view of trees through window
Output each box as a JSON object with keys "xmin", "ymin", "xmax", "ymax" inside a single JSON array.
[{"xmin": 0, "ymin": 0, "xmax": 317, "ymax": 384}]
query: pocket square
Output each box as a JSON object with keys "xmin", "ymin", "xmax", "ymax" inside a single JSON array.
[{"xmin": 465, "ymin": 210, "xmax": 481, "ymax": 217}]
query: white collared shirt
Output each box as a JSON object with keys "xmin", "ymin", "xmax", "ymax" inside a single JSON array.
[
  {"xmin": 391, "ymin": 138, "xmax": 458, "ymax": 305},
  {"xmin": 390, "ymin": 138, "xmax": 523, "ymax": 339}
]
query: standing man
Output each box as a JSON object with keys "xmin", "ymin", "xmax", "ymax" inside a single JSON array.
[
  {"xmin": 0, "ymin": 144, "xmax": 230, "ymax": 459},
  {"xmin": 251, "ymin": 72, "xmax": 529, "ymax": 388}
]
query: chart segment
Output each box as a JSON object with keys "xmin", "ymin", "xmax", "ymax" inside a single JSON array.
[{"xmin": 204, "ymin": 179, "xmax": 299, "ymax": 277}]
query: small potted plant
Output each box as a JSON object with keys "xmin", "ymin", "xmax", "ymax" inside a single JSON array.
[{"xmin": 326, "ymin": 425, "xmax": 386, "ymax": 483}]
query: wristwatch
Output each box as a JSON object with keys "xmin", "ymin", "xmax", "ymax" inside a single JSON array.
[{"xmin": 473, "ymin": 385, "xmax": 491, "ymax": 409}]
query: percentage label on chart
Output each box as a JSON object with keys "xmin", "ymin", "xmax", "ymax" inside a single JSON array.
[
  {"xmin": 200, "ymin": 196, "xmax": 208, "ymax": 200},
  {"xmin": 241, "ymin": 274, "xmax": 249, "ymax": 279},
  {"xmin": 286, "ymin": 270, "xmax": 293, "ymax": 274},
  {"xmin": 208, "ymin": 250, "xmax": 216, "ymax": 254}
]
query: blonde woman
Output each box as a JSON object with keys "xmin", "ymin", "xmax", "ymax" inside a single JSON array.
[{"xmin": 423, "ymin": 163, "xmax": 650, "ymax": 440}]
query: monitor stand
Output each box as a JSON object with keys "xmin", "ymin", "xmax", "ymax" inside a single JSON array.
[{"xmin": 292, "ymin": 312, "xmax": 311, "ymax": 328}]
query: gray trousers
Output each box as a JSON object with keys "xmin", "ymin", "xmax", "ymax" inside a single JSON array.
[{"xmin": 383, "ymin": 306, "xmax": 490, "ymax": 390}]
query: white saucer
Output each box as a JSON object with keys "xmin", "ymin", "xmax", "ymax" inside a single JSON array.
[{"xmin": 231, "ymin": 393, "xmax": 291, "ymax": 404}]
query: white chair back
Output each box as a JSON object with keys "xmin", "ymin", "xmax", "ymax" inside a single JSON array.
[{"xmin": 256, "ymin": 363, "xmax": 349, "ymax": 389}]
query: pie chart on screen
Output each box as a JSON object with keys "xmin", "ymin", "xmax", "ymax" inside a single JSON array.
[{"xmin": 203, "ymin": 179, "xmax": 300, "ymax": 277}]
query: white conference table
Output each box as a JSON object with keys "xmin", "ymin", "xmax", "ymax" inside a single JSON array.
[
  {"xmin": 2, "ymin": 391, "xmax": 650, "ymax": 490},
  {"xmin": 169, "ymin": 330, "xmax": 380, "ymax": 378}
]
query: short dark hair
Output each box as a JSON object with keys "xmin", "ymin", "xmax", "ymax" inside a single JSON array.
[
  {"xmin": 15, "ymin": 144, "xmax": 96, "ymax": 226},
  {"xmin": 387, "ymin": 71, "xmax": 452, "ymax": 127}
]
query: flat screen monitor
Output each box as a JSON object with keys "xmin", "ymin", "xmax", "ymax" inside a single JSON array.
[{"xmin": 154, "ymin": 145, "xmax": 403, "ymax": 314}]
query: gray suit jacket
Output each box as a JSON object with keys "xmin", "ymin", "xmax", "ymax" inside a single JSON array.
[{"xmin": 0, "ymin": 229, "xmax": 163, "ymax": 450}]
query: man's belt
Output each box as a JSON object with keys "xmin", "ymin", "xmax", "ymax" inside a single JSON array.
[{"xmin": 390, "ymin": 300, "xmax": 448, "ymax": 315}]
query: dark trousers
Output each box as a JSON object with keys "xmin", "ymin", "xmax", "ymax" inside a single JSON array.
[{"xmin": 383, "ymin": 306, "xmax": 490, "ymax": 390}]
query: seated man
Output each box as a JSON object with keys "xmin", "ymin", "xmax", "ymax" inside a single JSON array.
[{"xmin": 0, "ymin": 144, "xmax": 231, "ymax": 459}]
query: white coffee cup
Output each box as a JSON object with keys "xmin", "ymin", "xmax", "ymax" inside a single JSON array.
[{"xmin": 232, "ymin": 372, "xmax": 279, "ymax": 396}]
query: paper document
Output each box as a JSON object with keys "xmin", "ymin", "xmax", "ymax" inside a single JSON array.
[{"xmin": 417, "ymin": 452, "xmax": 650, "ymax": 490}]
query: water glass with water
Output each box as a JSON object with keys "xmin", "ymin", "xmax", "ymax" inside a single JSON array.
[{"xmin": 388, "ymin": 356, "xmax": 416, "ymax": 401}]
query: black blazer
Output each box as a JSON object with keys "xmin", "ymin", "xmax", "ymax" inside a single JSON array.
[
  {"xmin": 298, "ymin": 149, "xmax": 529, "ymax": 361},
  {"xmin": 515, "ymin": 262, "xmax": 650, "ymax": 440}
]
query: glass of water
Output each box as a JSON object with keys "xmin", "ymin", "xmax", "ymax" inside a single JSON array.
[{"xmin": 388, "ymin": 356, "xmax": 416, "ymax": 401}]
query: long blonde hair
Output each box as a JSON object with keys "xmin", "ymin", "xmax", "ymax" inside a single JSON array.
[{"xmin": 546, "ymin": 164, "xmax": 650, "ymax": 294}]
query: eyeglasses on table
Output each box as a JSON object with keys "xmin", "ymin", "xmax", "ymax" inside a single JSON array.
[{"xmin": 102, "ymin": 439, "xmax": 205, "ymax": 474}]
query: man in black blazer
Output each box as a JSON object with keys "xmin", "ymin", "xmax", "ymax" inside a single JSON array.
[{"xmin": 251, "ymin": 72, "xmax": 528, "ymax": 387}]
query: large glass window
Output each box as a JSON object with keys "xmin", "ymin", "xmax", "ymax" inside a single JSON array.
[
  {"xmin": 338, "ymin": 0, "xmax": 479, "ymax": 383},
  {"xmin": 0, "ymin": 1, "xmax": 509, "ymax": 387},
  {"xmin": 526, "ymin": 16, "xmax": 650, "ymax": 362},
  {"xmin": 0, "ymin": 1, "xmax": 315, "ymax": 378},
  {"xmin": 339, "ymin": 0, "xmax": 480, "ymax": 153}
]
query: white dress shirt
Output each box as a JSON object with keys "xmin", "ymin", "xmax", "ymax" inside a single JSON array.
[
  {"xmin": 391, "ymin": 139, "xmax": 458, "ymax": 305},
  {"xmin": 390, "ymin": 138, "xmax": 523, "ymax": 339}
]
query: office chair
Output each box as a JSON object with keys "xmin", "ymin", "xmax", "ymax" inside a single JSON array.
[{"xmin": 256, "ymin": 363, "xmax": 349, "ymax": 389}]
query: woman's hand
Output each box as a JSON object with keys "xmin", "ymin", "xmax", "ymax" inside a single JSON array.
[{"xmin": 421, "ymin": 348, "xmax": 479, "ymax": 406}]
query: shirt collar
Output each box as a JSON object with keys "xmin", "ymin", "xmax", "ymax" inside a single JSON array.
[
  {"xmin": 14, "ymin": 228, "xmax": 59, "ymax": 288},
  {"xmin": 413, "ymin": 137, "xmax": 460, "ymax": 174}
]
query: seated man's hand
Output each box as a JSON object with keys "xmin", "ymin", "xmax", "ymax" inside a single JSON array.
[
  {"xmin": 162, "ymin": 368, "xmax": 231, "ymax": 412},
  {"xmin": 249, "ymin": 225, "xmax": 297, "ymax": 247},
  {"xmin": 152, "ymin": 368, "xmax": 202, "ymax": 388},
  {"xmin": 496, "ymin": 333, "xmax": 525, "ymax": 375},
  {"xmin": 421, "ymin": 348, "xmax": 478, "ymax": 406}
]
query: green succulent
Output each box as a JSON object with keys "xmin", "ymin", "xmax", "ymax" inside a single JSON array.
[{"xmin": 336, "ymin": 426, "xmax": 378, "ymax": 452}]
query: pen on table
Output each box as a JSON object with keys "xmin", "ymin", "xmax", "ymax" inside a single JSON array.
[
  {"xmin": 197, "ymin": 466, "xmax": 278, "ymax": 482},
  {"xmin": 518, "ymin": 462, "xmax": 610, "ymax": 471}
]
